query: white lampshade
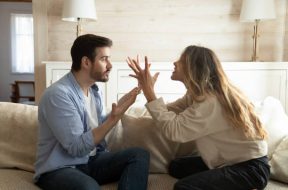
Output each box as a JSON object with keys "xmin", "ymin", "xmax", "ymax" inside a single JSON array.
[
  {"xmin": 240, "ymin": 0, "xmax": 276, "ymax": 22},
  {"xmin": 62, "ymin": 0, "xmax": 97, "ymax": 22}
]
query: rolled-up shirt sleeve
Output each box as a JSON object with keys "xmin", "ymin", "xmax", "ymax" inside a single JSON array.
[{"xmin": 41, "ymin": 89, "xmax": 95, "ymax": 157}]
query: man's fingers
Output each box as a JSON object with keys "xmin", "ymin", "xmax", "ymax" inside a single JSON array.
[
  {"xmin": 111, "ymin": 103, "xmax": 117, "ymax": 113},
  {"xmin": 144, "ymin": 56, "xmax": 149, "ymax": 72},
  {"xmin": 132, "ymin": 87, "xmax": 141, "ymax": 94}
]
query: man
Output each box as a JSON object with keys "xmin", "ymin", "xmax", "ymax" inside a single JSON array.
[{"xmin": 34, "ymin": 34, "xmax": 150, "ymax": 190}]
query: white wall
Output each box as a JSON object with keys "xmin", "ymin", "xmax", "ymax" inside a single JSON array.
[{"xmin": 0, "ymin": 2, "xmax": 33, "ymax": 102}]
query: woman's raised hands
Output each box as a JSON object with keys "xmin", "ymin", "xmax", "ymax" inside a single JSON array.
[{"xmin": 126, "ymin": 55, "xmax": 159, "ymax": 102}]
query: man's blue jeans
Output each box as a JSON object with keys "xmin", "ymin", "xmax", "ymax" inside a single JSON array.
[{"xmin": 36, "ymin": 147, "xmax": 150, "ymax": 190}]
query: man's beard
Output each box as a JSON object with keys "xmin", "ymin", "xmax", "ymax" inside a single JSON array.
[{"xmin": 90, "ymin": 70, "xmax": 109, "ymax": 82}]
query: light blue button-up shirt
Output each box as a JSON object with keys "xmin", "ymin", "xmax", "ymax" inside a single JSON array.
[{"xmin": 34, "ymin": 72, "xmax": 106, "ymax": 180}]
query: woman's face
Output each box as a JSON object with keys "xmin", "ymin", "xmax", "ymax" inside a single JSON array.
[{"xmin": 171, "ymin": 58, "xmax": 185, "ymax": 82}]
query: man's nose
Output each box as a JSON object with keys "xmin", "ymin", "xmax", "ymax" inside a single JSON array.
[{"xmin": 107, "ymin": 60, "xmax": 112, "ymax": 69}]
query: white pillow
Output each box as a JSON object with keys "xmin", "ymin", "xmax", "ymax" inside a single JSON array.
[
  {"xmin": 254, "ymin": 97, "xmax": 288, "ymax": 183},
  {"xmin": 106, "ymin": 107, "xmax": 196, "ymax": 173},
  {"xmin": 254, "ymin": 97, "xmax": 288, "ymax": 159}
]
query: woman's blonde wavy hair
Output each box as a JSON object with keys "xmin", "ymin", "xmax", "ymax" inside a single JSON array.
[{"xmin": 180, "ymin": 45, "xmax": 267, "ymax": 139}]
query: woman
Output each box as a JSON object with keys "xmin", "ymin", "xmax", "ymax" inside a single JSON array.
[{"xmin": 126, "ymin": 45, "xmax": 270, "ymax": 190}]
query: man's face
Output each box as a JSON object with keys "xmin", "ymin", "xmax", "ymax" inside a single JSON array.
[{"xmin": 89, "ymin": 47, "xmax": 112, "ymax": 82}]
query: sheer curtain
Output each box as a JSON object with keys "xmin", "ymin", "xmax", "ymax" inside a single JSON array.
[{"xmin": 11, "ymin": 13, "xmax": 34, "ymax": 73}]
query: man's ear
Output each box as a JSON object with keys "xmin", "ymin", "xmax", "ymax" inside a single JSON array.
[{"xmin": 81, "ymin": 56, "xmax": 90, "ymax": 69}]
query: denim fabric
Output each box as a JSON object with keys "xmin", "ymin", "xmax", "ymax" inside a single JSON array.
[
  {"xmin": 169, "ymin": 156, "xmax": 209, "ymax": 179},
  {"xmin": 36, "ymin": 147, "xmax": 150, "ymax": 190},
  {"xmin": 170, "ymin": 156, "xmax": 270, "ymax": 190}
]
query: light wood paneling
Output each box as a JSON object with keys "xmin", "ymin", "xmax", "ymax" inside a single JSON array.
[
  {"xmin": 33, "ymin": 0, "xmax": 288, "ymax": 102},
  {"xmin": 284, "ymin": 3, "xmax": 288, "ymax": 61},
  {"xmin": 33, "ymin": 0, "xmax": 48, "ymax": 103},
  {"xmin": 0, "ymin": 0, "xmax": 31, "ymax": 2},
  {"xmin": 46, "ymin": 0, "xmax": 287, "ymax": 62}
]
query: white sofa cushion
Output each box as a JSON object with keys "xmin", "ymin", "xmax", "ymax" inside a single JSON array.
[
  {"xmin": 254, "ymin": 97, "xmax": 288, "ymax": 184},
  {"xmin": 254, "ymin": 97, "xmax": 288, "ymax": 159}
]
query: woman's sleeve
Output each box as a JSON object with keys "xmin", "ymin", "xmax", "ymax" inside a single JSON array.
[
  {"xmin": 166, "ymin": 93, "xmax": 188, "ymax": 114},
  {"xmin": 145, "ymin": 97, "xmax": 225, "ymax": 143}
]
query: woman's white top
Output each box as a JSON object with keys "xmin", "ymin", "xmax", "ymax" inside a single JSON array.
[{"xmin": 145, "ymin": 94, "xmax": 267, "ymax": 169}]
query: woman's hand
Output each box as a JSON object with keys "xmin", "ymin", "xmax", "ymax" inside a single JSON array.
[{"xmin": 126, "ymin": 56, "xmax": 159, "ymax": 102}]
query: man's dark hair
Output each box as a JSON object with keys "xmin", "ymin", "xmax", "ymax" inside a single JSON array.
[{"xmin": 70, "ymin": 34, "xmax": 113, "ymax": 71}]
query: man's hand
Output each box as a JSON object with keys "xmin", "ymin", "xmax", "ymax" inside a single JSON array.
[
  {"xmin": 92, "ymin": 87, "xmax": 140, "ymax": 145},
  {"xmin": 109, "ymin": 87, "xmax": 141, "ymax": 123}
]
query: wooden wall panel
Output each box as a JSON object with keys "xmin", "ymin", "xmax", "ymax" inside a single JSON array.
[
  {"xmin": 33, "ymin": 0, "xmax": 288, "ymax": 102},
  {"xmin": 45, "ymin": 0, "xmax": 287, "ymax": 62},
  {"xmin": 0, "ymin": 0, "xmax": 31, "ymax": 2},
  {"xmin": 284, "ymin": 3, "xmax": 288, "ymax": 61},
  {"xmin": 33, "ymin": 0, "xmax": 48, "ymax": 103}
]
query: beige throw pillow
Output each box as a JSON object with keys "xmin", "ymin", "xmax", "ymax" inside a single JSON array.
[
  {"xmin": 0, "ymin": 102, "xmax": 38, "ymax": 172},
  {"xmin": 269, "ymin": 136, "xmax": 288, "ymax": 183},
  {"xmin": 106, "ymin": 107, "xmax": 196, "ymax": 173}
]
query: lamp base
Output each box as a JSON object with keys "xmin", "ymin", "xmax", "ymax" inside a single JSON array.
[
  {"xmin": 251, "ymin": 19, "xmax": 260, "ymax": 62},
  {"xmin": 251, "ymin": 55, "xmax": 260, "ymax": 62},
  {"xmin": 76, "ymin": 18, "xmax": 82, "ymax": 37}
]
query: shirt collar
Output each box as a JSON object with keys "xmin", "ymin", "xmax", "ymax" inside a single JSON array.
[
  {"xmin": 67, "ymin": 71, "xmax": 100, "ymax": 101},
  {"xmin": 67, "ymin": 71, "xmax": 84, "ymax": 101}
]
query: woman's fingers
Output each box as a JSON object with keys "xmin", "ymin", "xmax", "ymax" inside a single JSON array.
[
  {"xmin": 127, "ymin": 55, "xmax": 151, "ymax": 73},
  {"xmin": 126, "ymin": 57, "xmax": 139, "ymax": 74},
  {"xmin": 129, "ymin": 74, "xmax": 138, "ymax": 79},
  {"xmin": 127, "ymin": 56, "xmax": 154, "ymax": 84},
  {"xmin": 132, "ymin": 58, "xmax": 142, "ymax": 72}
]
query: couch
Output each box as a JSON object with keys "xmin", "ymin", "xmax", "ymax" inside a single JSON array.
[{"xmin": 0, "ymin": 99, "xmax": 287, "ymax": 190}]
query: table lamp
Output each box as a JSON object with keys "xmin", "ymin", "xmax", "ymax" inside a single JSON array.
[
  {"xmin": 240, "ymin": 0, "xmax": 276, "ymax": 61},
  {"xmin": 62, "ymin": 0, "xmax": 97, "ymax": 37}
]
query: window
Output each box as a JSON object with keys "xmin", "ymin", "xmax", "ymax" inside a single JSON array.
[{"xmin": 11, "ymin": 13, "xmax": 34, "ymax": 73}]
